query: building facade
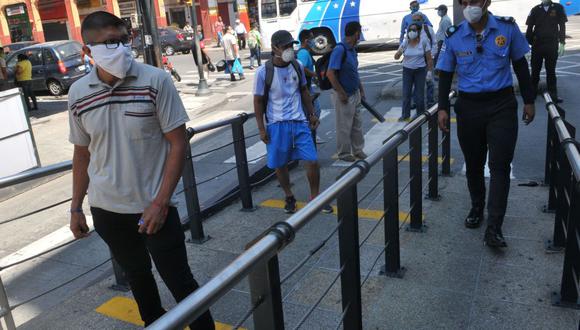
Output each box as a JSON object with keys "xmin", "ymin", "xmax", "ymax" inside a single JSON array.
[{"xmin": 0, "ymin": 0, "xmax": 250, "ymax": 46}]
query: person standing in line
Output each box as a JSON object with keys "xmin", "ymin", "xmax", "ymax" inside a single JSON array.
[
  {"xmin": 435, "ymin": 4, "xmax": 453, "ymax": 67},
  {"xmin": 222, "ymin": 26, "xmax": 245, "ymax": 81},
  {"xmin": 411, "ymin": 12, "xmax": 437, "ymax": 107},
  {"xmin": 395, "ymin": 22, "xmax": 433, "ymax": 121},
  {"xmin": 234, "ymin": 19, "xmax": 247, "ymax": 49},
  {"xmin": 15, "ymin": 53, "xmax": 37, "ymax": 111},
  {"xmin": 248, "ymin": 24, "xmax": 262, "ymax": 69},
  {"xmin": 400, "ymin": 0, "xmax": 433, "ymax": 43},
  {"xmin": 437, "ymin": 0, "xmax": 536, "ymax": 248},
  {"xmin": 526, "ymin": 0, "xmax": 567, "ymax": 103},
  {"xmin": 296, "ymin": 29, "xmax": 323, "ymax": 144},
  {"xmin": 214, "ymin": 16, "xmax": 225, "ymax": 47},
  {"xmin": 253, "ymin": 30, "xmax": 332, "ymax": 214},
  {"xmin": 68, "ymin": 11, "xmax": 215, "ymax": 328},
  {"xmin": 327, "ymin": 21, "xmax": 366, "ymax": 163}
]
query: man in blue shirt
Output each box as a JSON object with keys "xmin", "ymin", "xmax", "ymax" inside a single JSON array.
[
  {"xmin": 253, "ymin": 30, "xmax": 332, "ymax": 214},
  {"xmin": 400, "ymin": 0, "xmax": 433, "ymax": 43},
  {"xmin": 327, "ymin": 21, "xmax": 366, "ymax": 162},
  {"xmin": 437, "ymin": 0, "xmax": 536, "ymax": 248}
]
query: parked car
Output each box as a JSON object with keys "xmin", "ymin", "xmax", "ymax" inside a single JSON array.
[
  {"xmin": 3, "ymin": 41, "xmax": 38, "ymax": 55},
  {"xmin": 131, "ymin": 27, "xmax": 193, "ymax": 58},
  {"xmin": 5, "ymin": 40, "xmax": 86, "ymax": 96}
]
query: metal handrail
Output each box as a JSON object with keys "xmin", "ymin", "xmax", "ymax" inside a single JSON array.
[
  {"xmin": 543, "ymin": 93, "xmax": 580, "ymax": 181},
  {"xmin": 147, "ymin": 91, "xmax": 457, "ymax": 329}
]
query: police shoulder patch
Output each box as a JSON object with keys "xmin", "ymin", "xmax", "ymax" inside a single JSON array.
[
  {"xmin": 495, "ymin": 16, "xmax": 516, "ymax": 24},
  {"xmin": 445, "ymin": 25, "xmax": 458, "ymax": 38}
]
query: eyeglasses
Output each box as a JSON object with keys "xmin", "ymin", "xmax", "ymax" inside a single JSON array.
[
  {"xmin": 90, "ymin": 36, "xmax": 132, "ymax": 49},
  {"xmin": 476, "ymin": 33, "xmax": 483, "ymax": 53}
]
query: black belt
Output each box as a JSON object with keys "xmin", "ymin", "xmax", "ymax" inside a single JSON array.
[{"xmin": 458, "ymin": 87, "xmax": 513, "ymax": 101}]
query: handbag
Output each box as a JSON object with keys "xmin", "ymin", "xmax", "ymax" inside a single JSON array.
[
  {"xmin": 216, "ymin": 60, "xmax": 226, "ymax": 72},
  {"xmin": 208, "ymin": 62, "xmax": 216, "ymax": 72}
]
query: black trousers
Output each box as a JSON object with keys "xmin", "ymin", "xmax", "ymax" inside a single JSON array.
[
  {"xmin": 455, "ymin": 92, "xmax": 518, "ymax": 228},
  {"xmin": 92, "ymin": 207, "xmax": 215, "ymax": 329},
  {"xmin": 531, "ymin": 44, "xmax": 558, "ymax": 100},
  {"xmin": 16, "ymin": 80, "xmax": 37, "ymax": 110},
  {"xmin": 237, "ymin": 33, "xmax": 246, "ymax": 49}
]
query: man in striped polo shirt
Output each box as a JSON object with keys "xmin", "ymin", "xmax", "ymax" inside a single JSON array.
[{"xmin": 68, "ymin": 11, "xmax": 214, "ymax": 328}]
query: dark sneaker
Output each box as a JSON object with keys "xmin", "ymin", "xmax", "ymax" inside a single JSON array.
[
  {"xmin": 398, "ymin": 117, "xmax": 410, "ymax": 122},
  {"xmin": 284, "ymin": 196, "xmax": 297, "ymax": 214},
  {"xmin": 322, "ymin": 204, "xmax": 334, "ymax": 214},
  {"xmin": 484, "ymin": 226, "xmax": 507, "ymax": 248},
  {"xmin": 354, "ymin": 152, "xmax": 368, "ymax": 160},
  {"xmin": 465, "ymin": 207, "xmax": 484, "ymax": 229},
  {"xmin": 339, "ymin": 154, "xmax": 356, "ymax": 162}
]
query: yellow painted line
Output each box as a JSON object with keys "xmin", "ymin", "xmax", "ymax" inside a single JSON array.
[
  {"xmin": 260, "ymin": 199, "xmax": 424, "ymax": 221},
  {"xmin": 372, "ymin": 117, "xmax": 457, "ymax": 123},
  {"xmin": 95, "ymin": 296, "xmax": 244, "ymax": 330},
  {"xmin": 331, "ymin": 153, "xmax": 455, "ymax": 165}
]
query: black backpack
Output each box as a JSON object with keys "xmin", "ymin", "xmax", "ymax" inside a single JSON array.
[
  {"xmin": 315, "ymin": 43, "xmax": 347, "ymax": 91},
  {"xmin": 263, "ymin": 59, "xmax": 307, "ymax": 123}
]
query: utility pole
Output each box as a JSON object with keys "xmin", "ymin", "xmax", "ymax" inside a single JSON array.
[
  {"xmin": 187, "ymin": 0, "xmax": 211, "ymax": 96},
  {"xmin": 136, "ymin": 0, "xmax": 162, "ymax": 68}
]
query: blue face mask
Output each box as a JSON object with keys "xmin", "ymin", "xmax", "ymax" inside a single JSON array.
[{"xmin": 411, "ymin": 6, "xmax": 419, "ymax": 13}]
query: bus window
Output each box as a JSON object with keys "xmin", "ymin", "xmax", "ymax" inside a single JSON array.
[
  {"xmin": 261, "ymin": 0, "xmax": 277, "ymax": 19},
  {"xmin": 279, "ymin": 0, "xmax": 297, "ymax": 17}
]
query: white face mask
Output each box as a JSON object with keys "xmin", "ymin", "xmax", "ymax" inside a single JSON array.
[
  {"xmin": 281, "ymin": 48, "xmax": 295, "ymax": 62},
  {"xmin": 464, "ymin": 6, "xmax": 483, "ymax": 23},
  {"xmin": 408, "ymin": 31, "xmax": 418, "ymax": 40},
  {"xmin": 88, "ymin": 44, "xmax": 132, "ymax": 79}
]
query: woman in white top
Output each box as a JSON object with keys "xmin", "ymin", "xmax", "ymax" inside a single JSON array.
[{"xmin": 395, "ymin": 23, "xmax": 434, "ymax": 120}]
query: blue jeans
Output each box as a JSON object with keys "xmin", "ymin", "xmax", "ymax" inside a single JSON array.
[
  {"xmin": 426, "ymin": 75, "xmax": 435, "ymax": 105},
  {"xmin": 250, "ymin": 47, "xmax": 261, "ymax": 67},
  {"xmin": 402, "ymin": 66, "xmax": 427, "ymax": 118}
]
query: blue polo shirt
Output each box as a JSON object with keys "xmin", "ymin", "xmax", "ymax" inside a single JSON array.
[
  {"xmin": 436, "ymin": 15, "xmax": 530, "ymax": 93},
  {"xmin": 328, "ymin": 42, "xmax": 360, "ymax": 96},
  {"xmin": 400, "ymin": 12, "xmax": 433, "ymax": 42}
]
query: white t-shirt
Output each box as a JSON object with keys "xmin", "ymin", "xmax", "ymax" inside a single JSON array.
[
  {"xmin": 235, "ymin": 23, "xmax": 247, "ymax": 35},
  {"xmin": 401, "ymin": 38, "xmax": 431, "ymax": 69},
  {"xmin": 253, "ymin": 63, "xmax": 308, "ymax": 124},
  {"xmin": 222, "ymin": 33, "xmax": 237, "ymax": 60}
]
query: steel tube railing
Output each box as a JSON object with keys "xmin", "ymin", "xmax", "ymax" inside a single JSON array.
[
  {"xmin": 0, "ymin": 160, "xmax": 72, "ymax": 190},
  {"xmin": 189, "ymin": 112, "xmax": 256, "ymax": 136}
]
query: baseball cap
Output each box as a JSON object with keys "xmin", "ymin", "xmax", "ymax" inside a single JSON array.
[
  {"xmin": 436, "ymin": 4, "xmax": 448, "ymax": 11},
  {"xmin": 271, "ymin": 30, "xmax": 298, "ymax": 48}
]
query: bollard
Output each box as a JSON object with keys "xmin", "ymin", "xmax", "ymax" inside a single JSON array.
[
  {"xmin": 231, "ymin": 114, "xmax": 256, "ymax": 211},
  {"xmin": 380, "ymin": 148, "xmax": 405, "ymax": 278},
  {"xmin": 0, "ymin": 275, "xmax": 16, "ymax": 330},
  {"xmin": 408, "ymin": 127, "xmax": 424, "ymax": 232},
  {"xmin": 552, "ymin": 180, "xmax": 580, "ymax": 309},
  {"xmin": 336, "ymin": 182, "xmax": 363, "ymax": 330},
  {"xmin": 427, "ymin": 114, "xmax": 440, "ymax": 200},
  {"xmin": 248, "ymin": 255, "xmax": 284, "ymax": 330},
  {"xmin": 110, "ymin": 253, "xmax": 130, "ymax": 292},
  {"xmin": 183, "ymin": 130, "xmax": 210, "ymax": 244}
]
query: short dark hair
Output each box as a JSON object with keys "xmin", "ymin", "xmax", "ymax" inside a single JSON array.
[
  {"xmin": 298, "ymin": 29, "xmax": 313, "ymax": 43},
  {"xmin": 81, "ymin": 11, "xmax": 127, "ymax": 43},
  {"xmin": 17, "ymin": 53, "xmax": 27, "ymax": 61},
  {"xmin": 345, "ymin": 21, "xmax": 361, "ymax": 37}
]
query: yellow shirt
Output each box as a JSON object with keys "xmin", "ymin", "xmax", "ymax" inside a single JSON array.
[{"xmin": 16, "ymin": 60, "xmax": 32, "ymax": 81}]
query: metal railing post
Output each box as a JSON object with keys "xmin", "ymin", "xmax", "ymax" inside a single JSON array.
[
  {"xmin": 552, "ymin": 179, "xmax": 580, "ymax": 309},
  {"xmin": 441, "ymin": 109, "xmax": 452, "ymax": 176},
  {"xmin": 110, "ymin": 253, "xmax": 130, "ymax": 292},
  {"xmin": 380, "ymin": 148, "xmax": 405, "ymax": 278},
  {"xmin": 408, "ymin": 128, "xmax": 424, "ymax": 232},
  {"xmin": 336, "ymin": 170, "xmax": 363, "ymax": 329},
  {"xmin": 427, "ymin": 114, "xmax": 440, "ymax": 200},
  {"xmin": 231, "ymin": 114, "xmax": 255, "ymax": 211},
  {"xmin": 547, "ymin": 145, "xmax": 570, "ymax": 252},
  {"xmin": 0, "ymin": 275, "xmax": 16, "ymax": 330},
  {"xmin": 183, "ymin": 129, "xmax": 210, "ymax": 244},
  {"xmin": 545, "ymin": 119, "xmax": 559, "ymax": 213},
  {"xmin": 248, "ymin": 255, "xmax": 284, "ymax": 330},
  {"xmin": 544, "ymin": 116, "xmax": 554, "ymax": 186}
]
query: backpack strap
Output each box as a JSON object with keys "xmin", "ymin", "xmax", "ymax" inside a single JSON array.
[
  {"xmin": 289, "ymin": 59, "xmax": 303, "ymax": 88},
  {"xmin": 423, "ymin": 24, "xmax": 433, "ymax": 46},
  {"xmin": 263, "ymin": 60, "xmax": 275, "ymax": 123}
]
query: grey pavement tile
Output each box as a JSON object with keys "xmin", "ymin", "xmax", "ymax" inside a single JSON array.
[
  {"xmin": 501, "ymin": 214, "xmax": 556, "ymax": 242},
  {"xmin": 37, "ymin": 235, "xmax": 109, "ymax": 268},
  {"xmin": 481, "ymin": 236, "xmax": 564, "ymax": 270},
  {"xmin": 467, "ymin": 297, "xmax": 580, "ymax": 330},
  {"xmin": 283, "ymin": 301, "xmax": 342, "ymax": 330},
  {"xmin": 476, "ymin": 259, "xmax": 563, "ymax": 307},
  {"xmin": 284, "ymin": 267, "xmax": 349, "ymax": 314}
]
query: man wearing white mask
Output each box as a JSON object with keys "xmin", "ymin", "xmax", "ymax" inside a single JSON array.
[
  {"xmin": 253, "ymin": 30, "xmax": 332, "ymax": 214},
  {"xmin": 67, "ymin": 11, "xmax": 214, "ymax": 328}
]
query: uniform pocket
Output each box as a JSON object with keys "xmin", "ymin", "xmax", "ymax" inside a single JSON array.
[
  {"xmin": 456, "ymin": 55, "xmax": 475, "ymax": 73},
  {"xmin": 123, "ymin": 104, "xmax": 160, "ymax": 140}
]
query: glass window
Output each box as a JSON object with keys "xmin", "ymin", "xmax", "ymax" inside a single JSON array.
[
  {"xmin": 279, "ymin": 0, "xmax": 297, "ymax": 16},
  {"xmin": 6, "ymin": 54, "xmax": 18, "ymax": 69},
  {"xmin": 43, "ymin": 49, "xmax": 56, "ymax": 64},
  {"xmin": 24, "ymin": 49, "xmax": 43, "ymax": 66},
  {"xmin": 261, "ymin": 0, "xmax": 277, "ymax": 19},
  {"xmin": 54, "ymin": 42, "xmax": 82, "ymax": 60}
]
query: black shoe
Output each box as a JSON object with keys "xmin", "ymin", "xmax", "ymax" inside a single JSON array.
[
  {"xmin": 284, "ymin": 196, "xmax": 297, "ymax": 214},
  {"xmin": 556, "ymin": 97, "xmax": 563, "ymax": 104},
  {"xmin": 465, "ymin": 207, "xmax": 484, "ymax": 228},
  {"xmin": 321, "ymin": 204, "xmax": 333, "ymax": 214},
  {"xmin": 484, "ymin": 226, "xmax": 507, "ymax": 248}
]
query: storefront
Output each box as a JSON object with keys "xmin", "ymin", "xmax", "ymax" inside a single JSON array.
[{"xmin": 4, "ymin": 3, "xmax": 33, "ymax": 42}]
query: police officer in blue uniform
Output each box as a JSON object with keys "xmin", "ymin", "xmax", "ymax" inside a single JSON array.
[{"xmin": 437, "ymin": 0, "xmax": 536, "ymax": 248}]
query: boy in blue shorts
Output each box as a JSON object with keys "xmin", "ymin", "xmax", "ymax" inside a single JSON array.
[{"xmin": 253, "ymin": 30, "xmax": 332, "ymax": 214}]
